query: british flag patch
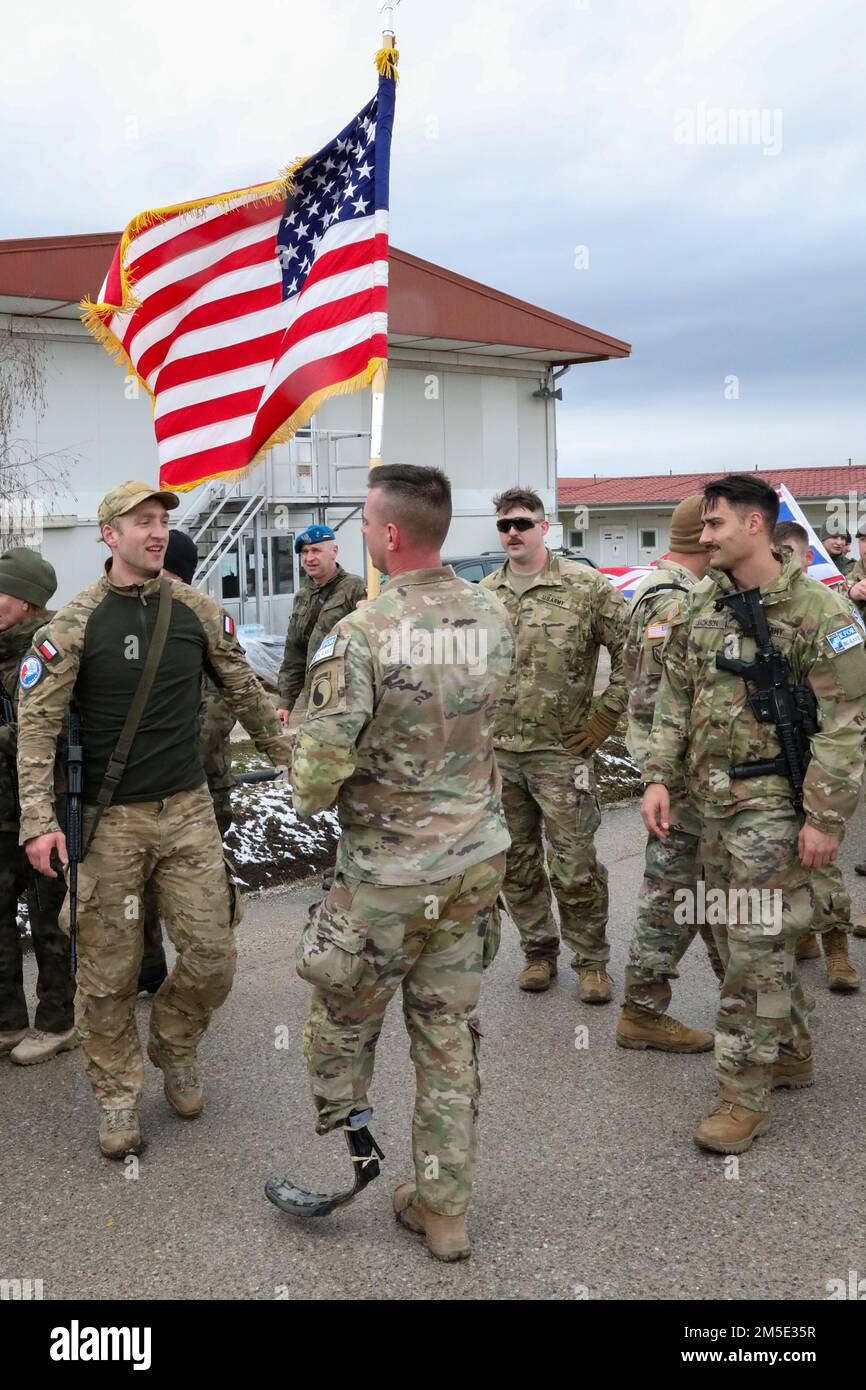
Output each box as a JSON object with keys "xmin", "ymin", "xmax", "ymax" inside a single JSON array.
[
  {"xmin": 37, "ymin": 638, "xmax": 59, "ymax": 662},
  {"xmin": 223, "ymin": 615, "xmax": 235, "ymax": 638}
]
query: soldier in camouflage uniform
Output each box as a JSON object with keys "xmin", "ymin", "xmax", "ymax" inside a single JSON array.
[
  {"xmin": 643, "ymin": 475, "xmax": 866, "ymax": 1154},
  {"xmin": 846, "ymin": 521, "xmax": 866, "ymax": 897},
  {"xmin": 276, "ymin": 525, "xmax": 365, "ymax": 723},
  {"xmin": 0, "ymin": 549, "xmax": 76, "ymax": 1065},
  {"xmin": 617, "ymin": 496, "xmax": 725, "ymax": 1055},
  {"xmin": 480, "ymin": 487, "xmax": 627, "ymax": 1003},
  {"xmin": 772, "ymin": 521, "xmax": 862, "ymax": 983},
  {"xmin": 139, "ymin": 530, "xmax": 239, "ymax": 994},
  {"xmin": 820, "ymin": 522, "xmax": 856, "ymax": 578},
  {"xmin": 16, "ymin": 483, "xmax": 292, "ymax": 1160},
  {"xmin": 267, "ymin": 465, "xmax": 512, "ymax": 1263}
]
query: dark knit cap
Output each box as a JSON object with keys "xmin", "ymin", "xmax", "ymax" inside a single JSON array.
[
  {"xmin": 163, "ymin": 530, "xmax": 199, "ymax": 585},
  {"xmin": 0, "ymin": 548, "xmax": 57, "ymax": 608}
]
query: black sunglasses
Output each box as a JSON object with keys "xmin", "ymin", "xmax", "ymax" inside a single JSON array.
[{"xmin": 496, "ymin": 517, "xmax": 537, "ymax": 534}]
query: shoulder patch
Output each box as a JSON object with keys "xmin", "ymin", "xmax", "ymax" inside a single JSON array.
[
  {"xmin": 223, "ymin": 614, "xmax": 235, "ymax": 638},
  {"xmin": 19, "ymin": 656, "xmax": 44, "ymax": 689},
  {"xmin": 647, "ymin": 622, "xmax": 671, "ymax": 640},
  {"xmin": 310, "ymin": 633, "xmax": 338, "ymax": 667},
  {"xmin": 826, "ymin": 624, "xmax": 864, "ymax": 655},
  {"xmin": 36, "ymin": 637, "xmax": 60, "ymax": 662}
]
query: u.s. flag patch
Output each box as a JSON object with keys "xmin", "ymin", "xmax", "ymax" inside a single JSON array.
[
  {"xmin": 37, "ymin": 637, "xmax": 60, "ymax": 662},
  {"xmin": 223, "ymin": 615, "xmax": 235, "ymax": 638}
]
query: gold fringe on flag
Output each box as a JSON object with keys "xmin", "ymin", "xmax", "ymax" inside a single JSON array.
[
  {"xmin": 375, "ymin": 46, "xmax": 399, "ymax": 81},
  {"xmin": 79, "ymin": 154, "xmax": 308, "ymax": 333},
  {"xmin": 163, "ymin": 358, "xmax": 390, "ymax": 492}
]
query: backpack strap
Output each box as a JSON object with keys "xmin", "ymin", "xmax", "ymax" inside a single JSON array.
[{"xmin": 84, "ymin": 578, "xmax": 173, "ymax": 854}]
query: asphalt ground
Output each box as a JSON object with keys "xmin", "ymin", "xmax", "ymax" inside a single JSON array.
[{"xmin": 3, "ymin": 799, "xmax": 866, "ymax": 1303}]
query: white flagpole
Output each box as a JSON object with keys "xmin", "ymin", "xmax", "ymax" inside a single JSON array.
[{"xmin": 366, "ymin": 4, "xmax": 396, "ymax": 599}]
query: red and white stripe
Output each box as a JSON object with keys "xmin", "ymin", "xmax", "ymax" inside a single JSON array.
[{"xmin": 93, "ymin": 194, "xmax": 388, "ymax": 490}]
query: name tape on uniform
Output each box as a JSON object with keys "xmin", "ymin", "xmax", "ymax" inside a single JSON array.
[
  {"xmin": 826, "ymin": 624, "xmax": 864, "ymax": 655},
  {"xmin": 310, "ymin": 634, "xmax": 338, "ymax": 667}
]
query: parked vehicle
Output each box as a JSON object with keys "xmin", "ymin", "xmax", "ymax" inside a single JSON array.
[{"xmin": 443, "ymin": 550, "xmax": 598, "ymax": 582}]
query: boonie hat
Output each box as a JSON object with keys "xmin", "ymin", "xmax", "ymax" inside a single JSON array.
[
  {"xmin": 98, "ymin": 480, "xmax": 179, "ymax": 529},
  {"xmin": 295, "ymin": 524, "xmax": 336, "ymax": 554},
  {"xmin": 0, "ymin": 547, "xmax": 57, "ymax": 608}
]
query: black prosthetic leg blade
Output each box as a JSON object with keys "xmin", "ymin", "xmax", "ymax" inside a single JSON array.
[{"xmin": 264, "ymin": 1175, "xmax": 357, "ymax": 1219}]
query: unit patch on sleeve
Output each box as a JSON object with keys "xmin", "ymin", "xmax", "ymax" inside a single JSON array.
[
  {"xmin": 826, "ymin": 624, "xmax": 864, "ymax": 655},
  {"xmin": 646, "ymin": 623, "xmax": 671, "ymax": 640},
  {"xmin": 19, "ymin": 656, "xmax": 44, "ymax": 689},
  {"xmin": 37, "ymin": 638, "xmax": 60, "ymax": 662},
  {"xmin": 223, "ymin": 614, "xmax": 235, "ymax": 638}
]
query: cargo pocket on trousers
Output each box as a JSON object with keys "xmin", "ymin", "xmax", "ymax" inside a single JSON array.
[
  {"xmin": 58, "ymin": 865, "xmax": 98, "ymax": 940},
  {"xmin": 482, "ymin": 897, "xmax": 503, "ymax": 971},
  {"xmin": 468, "ymin": 1015, "xmax": 483, "ymax": 1102},
  {"xmin": 225, "ymin": 858, "xmax": 245, "ymax": 929},
  {"xmin": 296, "ymin": 880, "xmax": 367, "ymax": 998}
]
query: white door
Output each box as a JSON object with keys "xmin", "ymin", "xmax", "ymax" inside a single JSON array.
[{"xmin": 601, "ymin": 529, "xmax": 628, "ymax": 566}]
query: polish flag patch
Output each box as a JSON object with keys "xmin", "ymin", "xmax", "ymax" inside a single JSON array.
[
  {"xmin": 223, "ymin": 615, "xmax": 235, "ymax": 638},
  {"xmin": 37, "ymin": 638, "xmax": 59, "ymax": 662}
]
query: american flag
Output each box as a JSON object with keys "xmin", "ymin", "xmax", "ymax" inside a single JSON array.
[{"xmin": 82, "ymin": 66, "xmax": 396, "ymax": 492}]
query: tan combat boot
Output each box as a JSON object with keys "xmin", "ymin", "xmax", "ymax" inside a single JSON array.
[
  {"xmin": 518, "ymin": 959, "xmax": 557, "ymax": 992},
  {"xmin": 99, "ymin": 1107, "xmax": 144, "ymax": 1160},
  {"xmin": 578, "ymin": 968, "xmax": 612, "ymax": 1004},
  {"xmin": 148, "ymin": 1041, "xmax": 204, "ymax": 1117},
  {"xmin": 823, "ymin": 928, "xmax": 861, "ymax": 992},
  {"xmin": 393, "ymin": 1184, "xmax": 470, "ymax": 1262},
  {"xmin": 9, "ymin": 1027, "xmax": 78, "ymax": 1066},
  {"xmin": 694, "ymin": 1091, "xmax": 770, "ymax": 1154},
  {"xmin": 0, "ymin": 1028, "xmax": 29, "ymax": 1055},
  {"xmin": 795, "ymin": 932, "xmax": 821, "ymax": 961},
  {"xmin": 616, "ymin": 1004, "xmax": 713, "ymax": 1053},
  {"xmin": 854, "ymin": 914, "xmax": 866, "ymax": 939},
  {"xmin": 771, "ymin": 1053, "xmax": 814, "ymax": 1090}
]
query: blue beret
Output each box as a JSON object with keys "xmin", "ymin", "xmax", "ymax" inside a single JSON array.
[{"xmin": 295, "ymin": 525, "xmax": 336, "ymax": 553}]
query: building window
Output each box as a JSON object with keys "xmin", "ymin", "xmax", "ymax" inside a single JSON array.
[
  {"xmin": 640, "ymin": 529, "xmax": 657, "ymax": 550},
  {"xmin": 570, "ymin": 529, "xmax": 584, "ymax": 548},
  {"xmin": 221, "ymin": 549, "xmax": 240, "ymax": 599},
  {"xmin": 270, "ymin": 535, "xmax": 295, "ymax": 594}
]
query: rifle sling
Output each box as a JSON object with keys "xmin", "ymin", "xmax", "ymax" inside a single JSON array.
[{"xmin": 83, "ymin": 578, "xmax": 173, "ymax": 855}]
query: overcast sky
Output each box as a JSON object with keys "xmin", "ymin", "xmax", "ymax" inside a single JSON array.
[{"xmin": 3, "ymin": 0, "xmax": 864, "ymax": 477}]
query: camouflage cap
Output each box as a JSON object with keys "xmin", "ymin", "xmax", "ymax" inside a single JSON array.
[
  {"xmin": 97, "ymin": 480, "xmax": 180, "ymax": 529},
  {"xmin": 0, "ymin": 547, "xmax": 57, "ymax": 607}
]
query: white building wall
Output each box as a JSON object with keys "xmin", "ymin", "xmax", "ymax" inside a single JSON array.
[{"xmin": 3, "ymin": 314, "xmax": 558, "ymax": 619}]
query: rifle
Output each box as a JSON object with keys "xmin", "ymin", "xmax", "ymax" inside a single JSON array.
[
  {"xmin": 232, "ymin": 767, "xmax": 282, "ymax": 786},
  {"xmin": 714, "ymin": 587, "xmax": 819, "ymax": 811},
  {"xmin": 1, "ymin": 676, "xmax": 41, "ymax": 911},
  {"xmin": 65, "ymin": 706, "xmax": 84, "ymax": 976}
]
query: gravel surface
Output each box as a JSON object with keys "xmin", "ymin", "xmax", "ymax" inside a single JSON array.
[{"xmin": 4, "ymin": 800, "xmax": 866, "ymax": 1301}]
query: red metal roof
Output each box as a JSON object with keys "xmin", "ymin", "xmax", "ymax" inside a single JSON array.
[
  {"xmin": 558, "ymin": 467, "xmax": 866, "ymax": 506},
  {"xmin": 0, "ymin": 233, "xmax": 631, "ymax": 364}
]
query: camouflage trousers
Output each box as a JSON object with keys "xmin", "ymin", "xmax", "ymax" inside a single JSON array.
[
  {"xmin": 811, "ymin": 861, "xmax": 853, "ymax": 934},
  {"xmin": 701, "ymin": 808, "xmax": 813, "ymax": 1113},
  {"xmin": 63, "ymin": 787, "xmax": 241, "ymax": 1107},
  {"xmin": 140, "ymin": 797, "xmax": 233, "ymax": 980},
  {"xmin": 0, "ymin": 831, "xmax": 74, "ymax": 1033},
  {"xmin": 300, "ymin": 852, "xmax": 505, "ymax": 1216},
  {"xmin": 496, "ymin": 749, "xmax": 608, "ymax": 967},
  {"xmin": 625, "ymin": 800, "xmax": 724, "ymax": 1015}
]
